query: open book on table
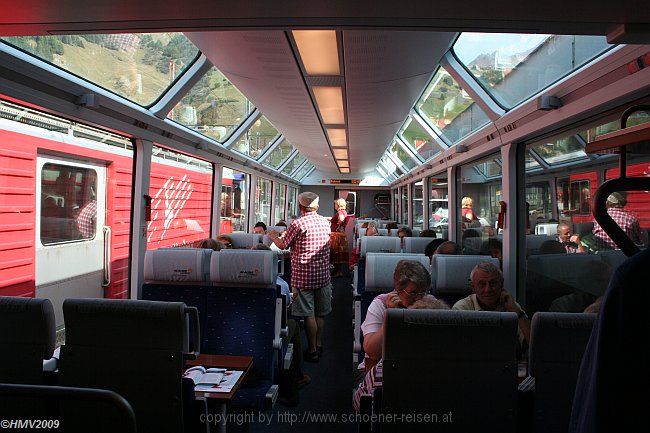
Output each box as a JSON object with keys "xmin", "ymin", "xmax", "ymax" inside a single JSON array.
[{"xmin": 184, "ymin": 366, "xmax": 244, "ymax": 393}]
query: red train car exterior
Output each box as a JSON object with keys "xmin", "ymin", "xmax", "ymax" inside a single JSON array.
[{"xmin": 0, "ymin": 124, "xmax": 212, "ymax": 301}]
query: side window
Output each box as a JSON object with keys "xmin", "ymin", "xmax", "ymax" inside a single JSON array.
[
  {"xmin": 41, "ymin": 163, "xmax": 97, "ymax": 245},
  {"xmin": 570, "ymin": 180, "xmax": 591, "ymax": 215}
]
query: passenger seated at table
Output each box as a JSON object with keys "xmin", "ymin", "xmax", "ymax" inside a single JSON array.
[
  {"xmin": 556, "ymin": 223, "xmax": 586, "ymax": 253},
  {"xmin": 253, "ymin": 221, "xmax": 267, "ymax": 235},
  {"xmin": 425, "ymin": 239, "xmax": 446, "ymax": 264},
  {"xmin": 539, "ymin": 239, "xmax": 568, "ymax": 255},
  {"xmin": 435, "ymin": 241, "xmax": 461, "ymax": 255},
  {"xmin": 216, "ymin": 235, "xmax": 233, "ymax": 249},
  {"xmin": 353, "ymin": 297, "xmax": 449, "ymax": 412},
  {"xmin": 419, "ymin": 229, "xmax": 437, "ymax": 238},
  {"xmin": 199, "ymin": 238, "xmax": 225, "ymax": 251},
  {"xmin": 357, "ymin": 260, "xmax": 436, "ymax": 376},
  {"xmin": 453, "ymin": 262, "xmax": 531, "ymax": 346}
]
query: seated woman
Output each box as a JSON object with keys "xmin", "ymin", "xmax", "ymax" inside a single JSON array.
[
  {"xmin": 353, "ymin": 297, "xmax": 449, "ymax": 412},
  {"xmin": 357, "ymin": 260, "xmax": 436, "ymax": 376},
  {"xmin": 199, "ymin": 238, "xmax": 225, "ymax": 251}
]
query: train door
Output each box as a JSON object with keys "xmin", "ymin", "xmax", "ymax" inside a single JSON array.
[{"xmin": 35, "ymin": 155, "xmax": 107, "ymax": 327}]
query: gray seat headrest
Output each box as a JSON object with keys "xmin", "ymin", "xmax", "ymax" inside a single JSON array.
[
  {"xmin": 433, "ymin": 255, "xmax": 499, "ymax": 295},
  {"xmin": 366, "ymin": 253, "xmax": 430, "ymax": 291},
  {"xmin": 144, "ymin": 248, "xmax": 212, "ymax": 282},
  {"xmin": 227, "ymin": 233, "xmax": 263, "ymax": 249},
  {"xmin": 360, "ymin": 236, "xmax": 401, "ymax": 258},
  {"xmin": 404, "ymin": 237, "xmax": 434, "ymax": 254},
  {"xmin": 0, "ymin": 296, "xmax": 55, "ymax": 359},
  {"xmin": 210, "ymin": 249, "xmax": 277, "ymax": 287}
]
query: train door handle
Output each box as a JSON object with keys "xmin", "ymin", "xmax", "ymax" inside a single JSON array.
[{"xmin": 102, "ymin": 226, "xmax": 111, "ymax": 287}]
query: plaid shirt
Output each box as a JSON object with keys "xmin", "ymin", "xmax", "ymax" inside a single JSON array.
[
  {"xmin": 76, "ymin": 200, "xmax": 97, "ymax": 238},
  {"xmin": 283, "ymin": 211, "xmax": 331, "ymax": 290},
  {"xmin": 592, "ymin": 207, "xmax": 642, "ymax": 250}
]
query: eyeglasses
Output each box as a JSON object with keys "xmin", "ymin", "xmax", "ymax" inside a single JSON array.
[{"xmin": 398, "ymin": 288, "xmax": 428, "ymax": 299}]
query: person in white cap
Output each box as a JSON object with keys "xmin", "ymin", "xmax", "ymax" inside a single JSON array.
[{"xmin": 268, "ymin": 191, "xmax": 332, "ymax": 362}]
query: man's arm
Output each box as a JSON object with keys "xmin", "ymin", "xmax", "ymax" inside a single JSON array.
[
  {"xmin": 362, "ymin": 292, "xmax": 401, "ymax": 363},
  {"xmin": 501, "ymin": 291, "xmax": 531, "ymax": 345},
  {"xmin": 268, "ymin": 230, "xmax": 287, "ymax": 250}
]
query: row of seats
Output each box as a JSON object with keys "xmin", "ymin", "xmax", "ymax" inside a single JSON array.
[
  {"xmin": 0, "ymin": 296, "xmax": 202, "ymax": 433},
  {"xmin": 362, "ymin": 309, "xmax": 595, "ymax": 433},
  {"xmin": 142, "ymin": 248, "xmax": 287, "ymax": 410},
  {"xmin": 358, "ymin": 227, "xmax": 422, "ymax": 238}
]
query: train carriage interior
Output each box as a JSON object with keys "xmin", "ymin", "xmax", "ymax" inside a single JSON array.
[{"xmin": 0, "ymin": 1, "xmax": 649, "ymax": 432}]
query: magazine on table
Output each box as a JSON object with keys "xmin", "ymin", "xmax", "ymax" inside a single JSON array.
[{"xmin": 184, "ymin": 366, "xmax": 244, "ymax": 393}]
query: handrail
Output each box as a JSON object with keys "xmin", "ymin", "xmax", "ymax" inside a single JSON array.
[
  {"xmin": 0, "ymin": 383, "xmax": 137, "ymax": 433},
  {"xmin": 103, "ymin": 226, "xmax": 112, "ymax": 287}
]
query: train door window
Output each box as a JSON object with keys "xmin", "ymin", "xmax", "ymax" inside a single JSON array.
[
  {"xmin": 412, "ymin": 181, "xmax": 424, "ymax": 230},
  {"xmin": 429, "ymin": 176, "xmax": 449, "ymax": 239},
  {"xmin": 401, "ymin": 186, "xmax": 409, "ymax": 224},
  {"xmin": 338, "ymin": 191, "xmax": 356, "ymax": 216},
  {"xmin": 274, "ymin": 183, "xmax": 286, "ymax": 223},
  {"xmin": 456, "ymin": 153, "xmax": 502, "ymax": 256},
  {"xmin": 40, "ymin": 163, "xmax": 98, "ymax": 244},
  {"xmin": 221, "ymin": 167, "xmax": 248, "ymax": 233},
  {"xmin": 254, "ymin": 177, "xmax": 272, "ymax": 227},
  {"xmin": 147, "ymin": 146, "xmax": 213, "ymax": 249},
  {"xmin": 287, "ymin": 186, "xmax": 298, "ymax": 219}
]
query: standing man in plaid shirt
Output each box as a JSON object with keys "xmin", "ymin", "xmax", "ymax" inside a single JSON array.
[
  {"xmin": 268, "ymin": 192, "xmax": 332, "ymax": 362},
  {"xmin": 592, "ymin": 192, "xmax": 645, "ymax": 250}
]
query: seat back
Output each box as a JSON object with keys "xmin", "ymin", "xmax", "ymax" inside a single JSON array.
[
  {"xmin": 365, "ymin": 253, "xmax": 430, "ymax": 292},
  {"xmin": 382, "ymin": 309, "xmax": 518, "ymax": 433},
  {"xmin": 462, "ymin": 236, "xmax": 484, "ymax": 254},
  {"xmin": 526, "ymin": 235, "xmax": 555, "ymax": 256},
  {"xmin": 0, "ymin": 297, "xmax": 55, "ymax": 417},
  {"xmin": 207, "ymin": 250, "xmax": 278, "ymax": 383},
  {"xmin": 596, "ymin": 249, "xmax": 628, "ymax": 270},
  {"xmin": 228, "ymin": 232, "xmax": 263, "ymax": 249},
  {"xmin": 267, "ymin": 225, "xmax": 287, "ymax": 233},
  {"xmin": 403, "ymin": 237, "xmax": 433, "ymax": 254},
  {"xmin": 529, "ymin": 312, "xmax": 596, "ymax": 433},
  {"xmin": 525, "ymin": 254, "xmax": 608, "ymax": 315},
  {"xmin": 410, "ymin": 228, "xmax": 421, "ymax": 237},
  {"xmin": 59, "ymin": 298, "xmax": 196, "ymax": 433},
  {"xmin": 142, "ymin": 248, "xmax": 212, "ymax": 346},
  {"xmin": 535, "ymin": 223, "xmax": 559, "ymax": 236},
  {"xmin": 360, "ymin": 236, "xmax": 401, "ymax": 258},
  {"xmin": 432, "ymin": 255, "xmax": 499, "ymax": 306}
]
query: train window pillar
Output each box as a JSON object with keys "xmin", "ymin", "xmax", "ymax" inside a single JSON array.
[
  {"xmin": 501, "ymin": 143, "xmax": 524, "ymax": 300},
  {"xmin": 447, "ymin": 166, "xmax": 458, "ymax": 242},
  {"xmin": 422, "ymin": 177, "xmax": 430, "ymax": 230},
  {"xmin": 130, "ymin": 139, "xmax": 153, "ymax": 300},
  {"xmin": 211, "ymin": 163, "xmax": 223, "ymax": 236},
  {"xmin": 248, "ymin": 174, "xmax": 257, "ymax": 233}
]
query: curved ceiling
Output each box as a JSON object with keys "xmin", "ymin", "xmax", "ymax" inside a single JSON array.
[{"xmin": 188, "ymin": 30, "xmax": 455, "ymax": 174}]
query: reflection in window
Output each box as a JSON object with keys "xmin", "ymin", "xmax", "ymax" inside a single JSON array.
[
  {"xmin": 41, "ymin": 164, "xmax": 97, "ymax": 244},
  {"xmin": 231, "ymin": 116, "xmax": 279, "ymax": 159},
  {"xmin": 3, "ymin": 33, "xmax": 199, "ymax": 106},
  {"xmin": 526, "ymin": 182, "xmax": 553, "ymax": 221},
  {"xmin": 390, "ymin": 142, "xmax": 417, "ymax": 171},
  {"xmin": 274, "ymin": 183, "xmax": 286, "ymax": 223},
  {"xmin": 169, "ymin": 67, "xmax": 253, "ymax": 142},
  {"xmin": 221, "ymin": 168, "xmax": 248, "ymax": 233},
  {"xmin": 263, "ymin": 140, "xmax": 294, "ymax": 169},
  {"xmin": 457, "ymin": 153, "xmax": 503, "ymax": 255},
  {"xmin": 557, "ymin": 179, "xmax": 591, "ymax": 220},
  {"xmin": 149, "ymin": 146, "xmax": 213, "ymax": 249},
  {"xmin": 413, "ymin": 181, "xmax": 424, "ymax": 230},
  {"xmin": 525, "ymin": 151, "xmax": 542, "ymax": 171},
  {"xmin": 399, "ymin": 117, "xmax": 440, "ymax": 161},
  {"xmin": 579, "ymin": 111, "xmax": 650, "ymax": 143},
  {"xmin": 429, "ymin": 178, "xmax": 449, "ymax": 238},
  {"xmin": 531, "ymin": 136, "xmax": 587, "ymax": 165},
  {"xmin": 416, "ymin": 66, "xmax": 490, "ymax": 143},
  {"xmin": 254, "ymin": 178, "xmax": 272, "ymax": 227},
  {"xmin": 282, "ymin": 153, "xmax": 306, "ymax": 176},
  {"xmin": 454, "ymin": 33, "xmax": 611, "ymax": 108}
]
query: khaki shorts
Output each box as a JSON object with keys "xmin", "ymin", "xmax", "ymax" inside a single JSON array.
[{"xmin": 291, "ymin": 284, "xmax": 332, "ymax": 317}]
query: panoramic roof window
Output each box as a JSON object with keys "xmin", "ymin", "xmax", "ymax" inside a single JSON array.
[
  {"xmin": 416, "ymin": 66, "xmax": 490, "ymax": 144},
  {"xmin": 531, "ymin": 135, "xmax": 588, "ymax": 165},
  {"xmin": 525, "ymin": 151, "xmax": 542, "ymax": 171},
  {"xmin": 389, "ymin": 142, "xmax": 417, "ymax": 171},
  {"xmin": 2, "ymin": 33, "xmax": 199, "ymax": 106},
  {"xmin": 399, "ymin": 117, "xmax": 441, "ymax": 161},
  {"xmin": 294, "ymin": 163, "xmax": 314, "ymax": 181},
  {"xmin": 380, "ymin": 154, "xmax": 403, "ymax": 178},
  {"xmin": 263, "ymin": 139, "xmax": 295, "ymax": 170},
  {"xmin": 169, "ymin": 66, "xmax": 254, "ymax": 143},
  {"xmin": 578, "ymin": 111, "xmax": 650, "ymax": 143},
  {"xmin": 453, "ymin": 33, "xmax": 611, "ymax": 109},
  {"xmin": 282, "ymin": 153, "xmax": 307, "ymax": 176},
  {"xmin": 230, "ymin": 116, "xmax": 280, "ymax": 159}
]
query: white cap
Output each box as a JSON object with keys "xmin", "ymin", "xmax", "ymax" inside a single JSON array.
[{"xmin": 298, "ymin": 191, "xmax": 319, "ymax": 208}]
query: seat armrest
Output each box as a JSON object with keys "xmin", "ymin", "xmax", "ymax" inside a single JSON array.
[
  {"xmin": 283, "ymin": 343, "xmax": 294, "ymax": 370},
  {"xmin": 43, "ymin": 357, "xmax": 58, "ymax": 372},
  {"xmin": 265, "ymin": 384, "xmax": 279, "ymax": 409}
]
